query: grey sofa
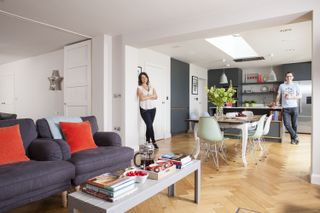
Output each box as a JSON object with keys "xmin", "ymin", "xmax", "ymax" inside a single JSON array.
[
  {"xmin": 0, "ymin": 112, "xmax": 17, "ymax": 120},
  {"xmin": 0, "ymin": 118, "xmax": 75, "ymax": 213},
  {"xmin": 36, "ymin": 116, "xmax": 134, "ymax": 186}
]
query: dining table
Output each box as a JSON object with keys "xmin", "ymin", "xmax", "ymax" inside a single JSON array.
[{"xmin": 187, "ymin": 115, "xmax": 261, "ymax": 167}]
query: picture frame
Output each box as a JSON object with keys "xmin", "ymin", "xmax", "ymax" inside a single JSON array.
[
  {"xmin": 137, "ymin": 66, "xmax": 142, "ymax": 75},
  {"xmin": 191, "ymin": 76, "xmax": 198, "ymax": 95}
]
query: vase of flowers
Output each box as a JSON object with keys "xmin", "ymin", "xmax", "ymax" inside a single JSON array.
[{"xmin": 207, "ymin": 82, "xmax": 237, "ymax": 119}]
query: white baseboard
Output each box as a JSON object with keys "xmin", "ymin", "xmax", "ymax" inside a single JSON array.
[{"xmin": 311, "ymin": 173, "xmax": 320, "ymax": 185}]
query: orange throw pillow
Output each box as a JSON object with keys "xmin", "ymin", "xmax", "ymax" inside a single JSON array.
[
  {"xmin": 59, "ymin": 121, "xmax": 97, "ymax": 154},
  {"xmin": 0, "ymin": 124, "xmax": 30, "ymax": 165}
]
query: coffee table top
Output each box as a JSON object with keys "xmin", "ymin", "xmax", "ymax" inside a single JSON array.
[{"xmin": 68, "ymin": 160, "xmax": 201, "ymax": 213}]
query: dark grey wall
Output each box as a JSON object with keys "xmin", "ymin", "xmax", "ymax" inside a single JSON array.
[
  {"xmin": 207, "ymin": 68, "xmax": 242, "ymax": 107},
  {"xmin": 171, "ymin": 58, "xmax": 189, "ymax": 135},
  {"xmin": 281, "ymin": 61, "xmax": 311, "ymax": 80}
]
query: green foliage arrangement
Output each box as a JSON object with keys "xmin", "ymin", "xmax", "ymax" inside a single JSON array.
[{"xmin": 207, "ymin": 84, "xmax": 237, "ymax": 107}]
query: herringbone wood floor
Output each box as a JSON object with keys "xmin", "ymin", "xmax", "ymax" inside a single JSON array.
[{"xmin": 8, "ymin": 133, "xmax": 320, "ymax": 213}]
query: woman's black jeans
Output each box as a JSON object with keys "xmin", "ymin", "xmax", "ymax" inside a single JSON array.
[
  {"xmin": 140, "ymin": 107, "xmax": 156, "ymax": 143},
  {"xmin": 283, "ymin": 107, "xmax": 299, "ymax": 140}
]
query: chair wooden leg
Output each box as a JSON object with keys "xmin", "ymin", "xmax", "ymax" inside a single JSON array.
[
  {"xmin": 61, "ymin": 191, "xmax": 67, "ymax": 208},
  {"xmin": 75, "ymin": 185, "xmax": 80, "ymax": 192}
]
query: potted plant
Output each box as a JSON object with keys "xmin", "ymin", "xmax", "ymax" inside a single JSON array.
[
  {"xmin": 244, "ymin": 100, "xmax": 250, "ymax": 107},
  {"xmin": 250, "ymin": 100, "xmax": 257, "ymax": 107},
  {"xmin": 207, "ymin": 83, "xmax": 236, "ymax": 118}
]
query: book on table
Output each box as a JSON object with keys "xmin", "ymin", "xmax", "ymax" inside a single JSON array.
[
  {"xmin": 82, "ymin": 186, "xmax": 137, "ymax": 202},
  {"xmin": 160, "ymin": 153, "xmax": 192, "ymax": 168},
  {"xmin": 86, "ymin": 173, "xmax": 135, "ymax": 191},
  {"xmin": 85, "ymin": 183, "xmax": 136, "ymax": 197}
]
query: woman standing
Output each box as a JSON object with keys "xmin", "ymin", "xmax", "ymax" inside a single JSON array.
[{"xmin": 137, "ymin": 72, "xmax": 159, "ymax": 149}]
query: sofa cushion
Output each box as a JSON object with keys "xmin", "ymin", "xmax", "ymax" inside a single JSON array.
[
  {"xmin": 0, "ymin": 119, "xmax": 37, "ymax": 150},
  {"xmin": 60, "ymin": 121, "xmax": 97, "ymax": 154},
  {"xmin": 0, "ymin": 160, "xmax": 75, "ymax": 201},
  {"xmin": 0, "ymin": 125, "xmax": 29, "ymax": 165},
  {"xmin": 70, "ymin": 146, "xmax": 134, "ymax": 177}
]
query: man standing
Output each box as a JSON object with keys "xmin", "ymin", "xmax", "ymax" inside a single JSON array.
[{"xmin": 275, "ymin": 72, "xmax": 302, "ymax": 144}]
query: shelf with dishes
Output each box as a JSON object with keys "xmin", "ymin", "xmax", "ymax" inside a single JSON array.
[
  {"xmin": 242, "ymin": 91, "xmax": 276, "ymax": 95},
  {"xmin": 241, "ymin": 81, "xmax": 282, "ymax": 85}
]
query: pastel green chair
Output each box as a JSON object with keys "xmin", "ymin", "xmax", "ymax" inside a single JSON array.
[
  {"xmin": 197, "ymin": 116, "xmax": 227, "ymax": 170},
  {"xmin": 248, "ymin": 114, "xmax": 267, "ymax": 163}
]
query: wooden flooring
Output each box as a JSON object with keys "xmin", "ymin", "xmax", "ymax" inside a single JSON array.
[{"xmin": 8, "ymin": 133, "xmax": 320, "ymax": 213}]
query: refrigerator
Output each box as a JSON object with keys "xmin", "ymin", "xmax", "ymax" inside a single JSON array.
[{"xmin": 297, "ymin": 80, "xmax": 312, "ymax": 134}]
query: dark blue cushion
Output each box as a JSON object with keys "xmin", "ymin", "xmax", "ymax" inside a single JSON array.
[
  {"xmin": 0, "ymin": 160, "xmax": 75, "ymax": 201},
  {"xmin": 70, "ymin": 146, "xmax": 134, "ymax": 177}
]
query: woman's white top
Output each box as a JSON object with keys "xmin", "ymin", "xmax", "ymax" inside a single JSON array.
[{"xmin": 138, "ymin": 85, "xmax": 156, "ymax": 110}]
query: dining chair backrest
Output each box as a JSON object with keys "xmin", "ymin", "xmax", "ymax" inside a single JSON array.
[
  {"xmin": 242, "ymin": 111, "xmax": 254, "ymax": 117},
  {"xmin": 263, "ymin": 114, "xmax": 273, "ymax": 136},
  {"xmin": 251, "ymin": 114, "xmax": 267, "ymax": 139},
  {"xmin": 198, "ymin": 117, "xmax": 223, "ymax": 141}
]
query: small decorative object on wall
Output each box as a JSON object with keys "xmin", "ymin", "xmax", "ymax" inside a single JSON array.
[
  {"xmin": 48, "ymin": 70, "xmax": 63, "ymax": 90},
  {"xmin": 191, "ymin": 76, "xmax": 198, "ymax": 95},
  {"xmin": 137, "ymin": 66, "xmax": 142, "ymax": 75}
]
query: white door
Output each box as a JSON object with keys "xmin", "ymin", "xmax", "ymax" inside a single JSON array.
[
  {"xmin": 198, "ymin": 78, "xmax": 208, "ymax": 116},
  {"xmin": 0, "ymin": 74, "xmax": 15, "ymax": 113},
  {"xmin": 143, "ymin": 64, "xmax": 166, "ymax": 140},
  {"xmin": 64, "ymin": 40, "xmax": 91, "ymax": 116}
]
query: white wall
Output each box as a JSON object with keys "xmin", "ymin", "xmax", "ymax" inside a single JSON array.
[
  {"xmin": 92, "ymin": 35, "xmax": 113, "ymax": 131},
  {"xmin": 0, "ymin": 50, "xmax": 64, "ymax": 120},
  {"xmin": 311, "ymin": 9, "xmax": 320, "ymax": 185},
  {"xmin": 189, "ymin": 64, "xmax": 207, "ymax": 117},
  {"xmin": 124, "ymin": 45, "xmax": 139, "ymax": 150}
]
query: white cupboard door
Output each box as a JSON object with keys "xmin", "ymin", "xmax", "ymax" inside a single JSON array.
[
  {"xmin": 64, "ymin": 40, "xmax": 91, "ymax": 116},
  {"xmin": 0, "ymin": 74, "xmax": 15, "ymax": 113}
]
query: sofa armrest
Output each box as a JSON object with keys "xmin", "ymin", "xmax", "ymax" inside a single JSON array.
[
  {"xmin": 93, "ymin": 132, "xmax": 122, "ymax": 147},
  {"xmin": 28, "ymin": 139, "xmax": 63, "ymax": 161},
  {"xmin": 52, "ymin": 139, "xmax": 71, "ymax": 160}
]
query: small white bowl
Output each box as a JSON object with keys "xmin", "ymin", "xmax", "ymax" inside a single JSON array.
[{"xmin": 135, "ymin": 173, "xmax": 149, "ymax": 183}]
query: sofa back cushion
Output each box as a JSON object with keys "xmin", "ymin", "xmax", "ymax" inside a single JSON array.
[
  {"xmin": 36, "ymin": 116, "xmax": 99, "ymax": 139},
  {"xmin": 0, "ymin": 124, "xmax": 30, "ymax": 165},
  {"xmin": 0, "ymin": 118, "xmax": 37, "ymax": 150},
  {"xmin": 59, "ymin": 121, "xmax": 97, "ymax": 153}
]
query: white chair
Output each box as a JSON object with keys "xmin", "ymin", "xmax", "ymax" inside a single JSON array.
[
  {"xmin": 248, "ymin": 114, "xmax": 267, "ymax": 164},
  {"xmin": 259, "ymin": 114, "xmax": 273, "ymax": 157},
  {"xmin": 197, "ymin": 117, "xmax": 228, "ymax": 170}
]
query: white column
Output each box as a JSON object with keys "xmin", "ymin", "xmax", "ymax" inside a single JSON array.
[
  {"xmin": 311, "ymin": 9, "xmax": 320, "ymax": 185},
  {"xmin": 92, "ymin": 35, "xmax": 113, "ymax": 131}
]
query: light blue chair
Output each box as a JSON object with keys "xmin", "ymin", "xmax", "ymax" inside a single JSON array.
[
  {"xmin": 197, "ymin": 117, "xmax": 227, "ymax": 170},
  {"xmin": 248, "ymin": 114, "xmax": 267, "ymax": 163}
]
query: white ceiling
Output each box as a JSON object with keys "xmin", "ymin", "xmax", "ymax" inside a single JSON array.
[
  {"xmin": 0, "ymin": 0, "xmax": 314, "ymax": 67},
  {"xmin": 150, "ymin": 21, "xmax": 312, "ymax": 69}
]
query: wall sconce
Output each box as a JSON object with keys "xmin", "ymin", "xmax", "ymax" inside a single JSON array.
[{"xmin": 48, "ymin": 70, "xmax": 63, "ymax": 90}]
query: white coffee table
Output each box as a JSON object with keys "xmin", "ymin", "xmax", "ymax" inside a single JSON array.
[{"xmin": 68, "ymin": 160, "xmax": 201, "ymax": 213}]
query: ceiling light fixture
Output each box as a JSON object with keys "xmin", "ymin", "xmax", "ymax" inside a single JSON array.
[{"xmin": 205, "ymin": 34, "xmax": 258, "ymax": 59}]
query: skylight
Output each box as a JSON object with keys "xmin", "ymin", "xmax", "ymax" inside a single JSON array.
[{"xmin": 205, "ymin": 35, "xmax": 258, "ymax": 59}]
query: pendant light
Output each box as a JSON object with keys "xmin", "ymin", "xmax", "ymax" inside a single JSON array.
[
  {"xmin": 220, "ymin": 70, "xmax": 228, "ymax": 84},
  {"xmin": 268, "ymin": 53, "xmax": 277, "ymax": 82},
  {"xmin": 219, "ymin": 63, "xmax": 229, "ymax": 84}
]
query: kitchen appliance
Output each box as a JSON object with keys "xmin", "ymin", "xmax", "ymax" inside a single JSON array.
[
  {"xmin": 297, "ymin": 80, "xmax": 312, "ymax": 134},
  {"xmin": 133, "ymin": 143, "xmax": 155, "ymax": 168}
]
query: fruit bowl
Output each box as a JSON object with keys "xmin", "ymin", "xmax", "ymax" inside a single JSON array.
[{"xmin": 124, "ymin": 170, "xmax": 149, "ymax": 183}]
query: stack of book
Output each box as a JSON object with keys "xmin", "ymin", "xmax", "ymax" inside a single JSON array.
[
  {"xmin": 82, "ymin": 173, "xmax": 136, "ymax": 202},
  {"xmin": 160, "ymin": 153, "xmax": 192, "ymax": 169}
]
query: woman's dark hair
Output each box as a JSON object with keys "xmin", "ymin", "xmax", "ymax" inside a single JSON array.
[{"xmin": 138, "ymin": 72, "xmax": 149, "ymax": 85}]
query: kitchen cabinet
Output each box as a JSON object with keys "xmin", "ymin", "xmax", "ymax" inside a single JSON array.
[{"xmin": 281, "ymin": 61, "xmax": 311, "ymax": 81}]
